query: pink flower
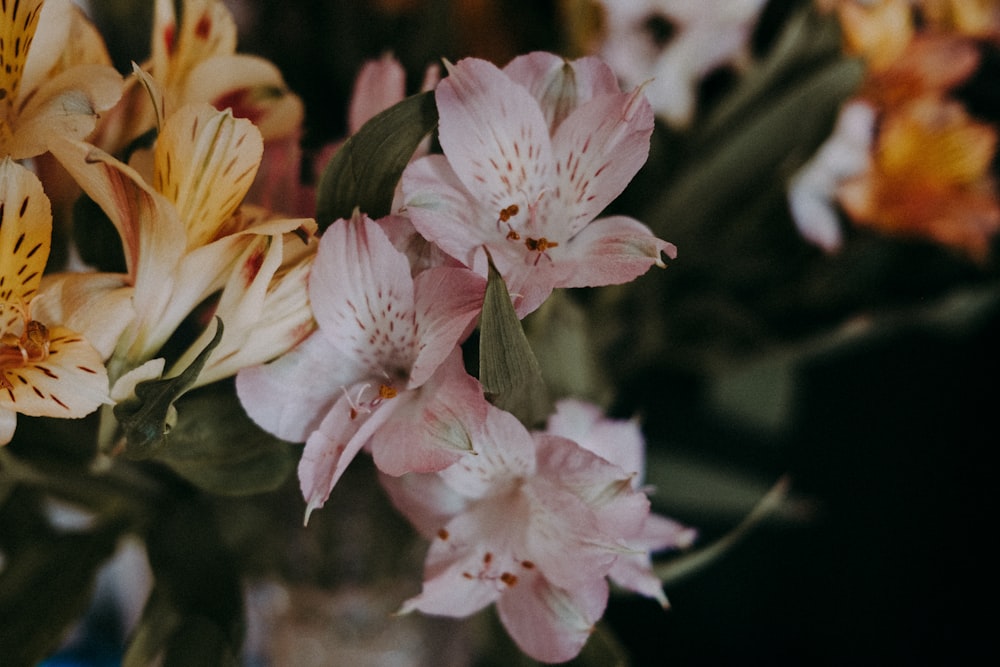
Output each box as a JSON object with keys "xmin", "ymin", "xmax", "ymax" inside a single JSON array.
[
  {"xmin": 236, "ymin": 212, "xmax": 488, "ymax": 520},
  {"xmin": 381, "ymin": 403, "xmax": 663, "ymax": 663},
  {"xmin": 401, "ymin": 52, "xmax": 675, "ymax": 317},
  {"xmin": 546, "ymin": 399, "xmax": 696, "ymax": 606}
]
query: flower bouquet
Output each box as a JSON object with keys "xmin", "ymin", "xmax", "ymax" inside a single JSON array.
[{"xmin": 2, "ymin": 0, "xmax": 998, "ymax": 665}]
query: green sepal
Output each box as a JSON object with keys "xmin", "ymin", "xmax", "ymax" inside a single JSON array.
[
  {"xmin": 315, "ymin": 90, "xmax": 438, "ymax": 229},
  {"xmin": 152, "ymin": 383, "xmax": 298, "ymax": 496},
  {"xmin": 114, "ymin": 318, "xmax": 225, "ymax": 459},
  {"xmin": 478, "ymin": 256, "xmax": 550, "ymax": 427}
]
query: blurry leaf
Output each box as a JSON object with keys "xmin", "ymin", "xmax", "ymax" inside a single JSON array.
[
  {"xmin": 315, "ymin": 91, "xmax": 438, "ymax": 228},
  {"xmin": 154, "ymin": 383, "xmax": 297, "ymax": 496},
  {"xmin": 478, "ymin": 258, "xmax": 550, "ymax": 427},
  {"xmin": 72, "ymin": 194, "xmax": 127, "ymax": 273},
  {"xmin": 114, "ymin": 319, "xmax": 224, "ymax": 459},
  {"xmin": 126, "ymin": 495, "xmax": 243, "ymax": 667},
  {"xmin": 0, "ymin": 525, "xmax": 122, "ymax": 667},
  {"xmin": 647, "ymin": 56, "xmax": 863, "ymax": 242},
  {"xmin": 523, "ymin": 291, "xmax": 607, "ymax": 405},
  {"xmin": 655, "ymin": 475, "xmax": 793, "ymax": 586},
  {"xmin": 701, "ymin": 6, "xmax": 847, "ymax": 138}
]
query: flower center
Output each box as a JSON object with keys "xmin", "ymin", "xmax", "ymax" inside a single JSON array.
[{"xmin": 0, "ymin": 305, "xmax": 50, "ymax": 389}]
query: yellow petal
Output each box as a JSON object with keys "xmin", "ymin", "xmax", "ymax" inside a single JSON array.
[
  {"xmin": 0, "ymin": 0, "xmax": 44, "ymax": 104},
  {"xmin": 0, "ymin": 325, "xmax": 109, "ymax": 418},
  {"xmin": 0, "ymin": 156, "xmax": 50, "ymax": 306},
  {"xmin": 154, "ymin": 103, "xmax": 263, "ymax": 248}
]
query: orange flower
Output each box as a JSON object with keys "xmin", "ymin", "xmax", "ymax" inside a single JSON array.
[{"xmin": 838, "ymin": 98, "xmax": 1000, "ymax": 260}]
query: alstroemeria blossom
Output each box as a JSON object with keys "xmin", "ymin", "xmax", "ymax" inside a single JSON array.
[
  {"xmin": 402, "ymin": 52, "xmax": 675, "ymax": 317},
  {"xmin": 381, "ymin": 403, "xmax": 660, "ymax": 663},
  {"xmin": 52, "ymin": 104, "xmax": 315, "ymax": 375},
  {"xmin": 0, "ymin": 0, "xmax": 122, "ymax": 159},
  {"xmin": 545, "ymin": 399, "xmax": 696, "ymax": 606},
  {"xmin": 237, "ymin": 212, "xmax": 488, "ymax": 520},
  {"xmin": 0, "ymin": 158, "xmax": 108, "ymax": 445}
]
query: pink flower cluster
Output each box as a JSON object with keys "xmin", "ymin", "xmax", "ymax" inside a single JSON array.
[{"xmin": 237, "ymin": 51, "xmax": 687, "ymax": 662}]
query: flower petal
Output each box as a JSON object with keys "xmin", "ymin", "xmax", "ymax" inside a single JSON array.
[
  {"xmin": 0, "ymin": 158, "xmax": 51, "ymax": 305},
  {"xmin": 236, "ymin": 330, "xmax": 364, "ymax": 443},
  {"xmin": 298, "ymin": 390, "xmax": 397, "ymax": 521},
  {"xmin": 435, "ymin": 57, "xmax": 554, "ymax": 218},
  {"xmin": 308, "ymin": 214, "xmax": 416, "ymax": 377},
  {"xmin": 503, "ymin": 52, "xmax": 621, "ymax": 133},
  {"xmin": 548, "ymin": 87, "xmax": 654, "ymax": 238},
  {"xmin": 369, "ymin": 349, "xmax": 486, "ymax": 476},
  {"xmin": 154, "ymin": 103, "xmax": 263, "ymax": 248},
  {"xmin": 408, "ymin": 265, "xmax": 485, "ymax": 387},
  {"xmin": 0, "ymin": 326, "xmax": 109, "ymax": 418},
  {"xmin": 496, "ymin": 569, "xmax": 608, "ymax": 664},
  {"xmin": 556, "ymin": 215, "xmax": 676, "ymax": 289}
]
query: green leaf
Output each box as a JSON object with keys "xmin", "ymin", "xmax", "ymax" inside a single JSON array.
[
  {"xmin": 114, "ymin": 318, "xmax": 225, "ymax": 459},
  {"xmin": 315, "ymin": 90, "xmax": 438, "ymax": 229},
  {"xmin": 125, "ymin": 495, "xmax": 243, "ymax": 667},
  {"xmin": 478, "ymin": 257, "xmax": 550, "ymax": 427},
  {"xmin": 153, "ymin": 383, "xmax": 298, "ymax": 496}
]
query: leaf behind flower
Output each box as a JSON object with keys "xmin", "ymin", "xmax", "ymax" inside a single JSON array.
[{"xmin": 315, "ymin": 90, "xmax": 438, "ymax": 229}]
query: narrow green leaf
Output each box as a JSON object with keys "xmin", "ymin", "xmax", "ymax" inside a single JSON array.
[
  {"xmin": 315, "ymin": 90, "xmax": 438, "ymax": 228},
  {"xmin": 478, "ymin": 257, "xmax": 550, "ymax": 426},
  {"xmin": 114, "ymin": 318, "xmax": 225, "ymax": 459}
]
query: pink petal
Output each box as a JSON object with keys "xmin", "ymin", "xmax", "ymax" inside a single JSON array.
[
  {"xmin": 347, "ymin": 53, "xmax": 407, "ymax": 134},
  {"xmin": 608, "ymin": 514, "xmax": 697, "ymax": 607},
  {"xmin": 401, "ymin": 154, "xmax": 489, "ymax": 270},
  {"xmin": 408, "ymin": 265, "xmax": 485, "ymax": 387},
  {"xmin": 556, "ymin": 215, "xmax": 676, "ymax": 289},
  {"xmin": 298, "ymin": 390, "xmax": 397, "ymax": 521},
  {"xmin": 378, "ymin": 468, "xmax": 469, "ymax": 539},
  {"xmin": 435, "ymin": 57, "xmax": 553, "ymax": 220},
  {"xmin": 236, "ymin": 331, "xmax": 364, "ymax": 443},
  {"xmin": 546, "ymin": 398, "xmax": 646, "ymax": 485},
  {"xmin": 437, "ymin": 402, "xmax": 537, "ymax": 500},
  {"xmin": 402, "ymin": 498, "xmax": 529, "ymax": 618},
  {"xmin": 521, "ymin": 476, "xmax": 620, "ymax": 590},
  {"xmin": 370, "ymin": 349, "xmax": 486, "ymax": 476},
  {"xmin": 497, "ymin": 569, "xmax": 608, "ymax": 664},
  {"xmin": 534, "ymin": 434, "xmax": 649, "ymax": 545},
  {"xmin": 308, "ymin": 214, "xmax": 417, "ymax": 376},
  {"xmin": 503, "ymin": 52, "xmax": 621, "ymax": 133},
  {"xmin": 548, "ymin": 88, "xmax": 654, "ymax": 238}
]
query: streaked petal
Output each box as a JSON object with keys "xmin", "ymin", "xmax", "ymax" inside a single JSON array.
[
  {"xmin": 408, "ymin": 265, "xmax": 484, "ymax": 387},
  {"xmin": 435, "ymin": 57, "xmax": 553, "ymax": 217},
  {"xmin": 0, "ymin": 158, "xmax": 51, "ymax": 305},
  {"xmin": 308, "ymin": 214, "xmax": 416, "ymax": 376},
  {"xmin": 0, "ymin": 326, "xmax": 109, "ymax": 418},
  {"xmin": 548, "ymin": 88, "xmax": 653, "ymax": 238}
]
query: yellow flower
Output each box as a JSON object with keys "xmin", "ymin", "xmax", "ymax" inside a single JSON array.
[
  {"xmin": 0, "ymin": 157, "xmax": 108, "ymax": 444},
  {"xmin": 0, "ymin": 0, "xmax": 122, "ymax": 158}
]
